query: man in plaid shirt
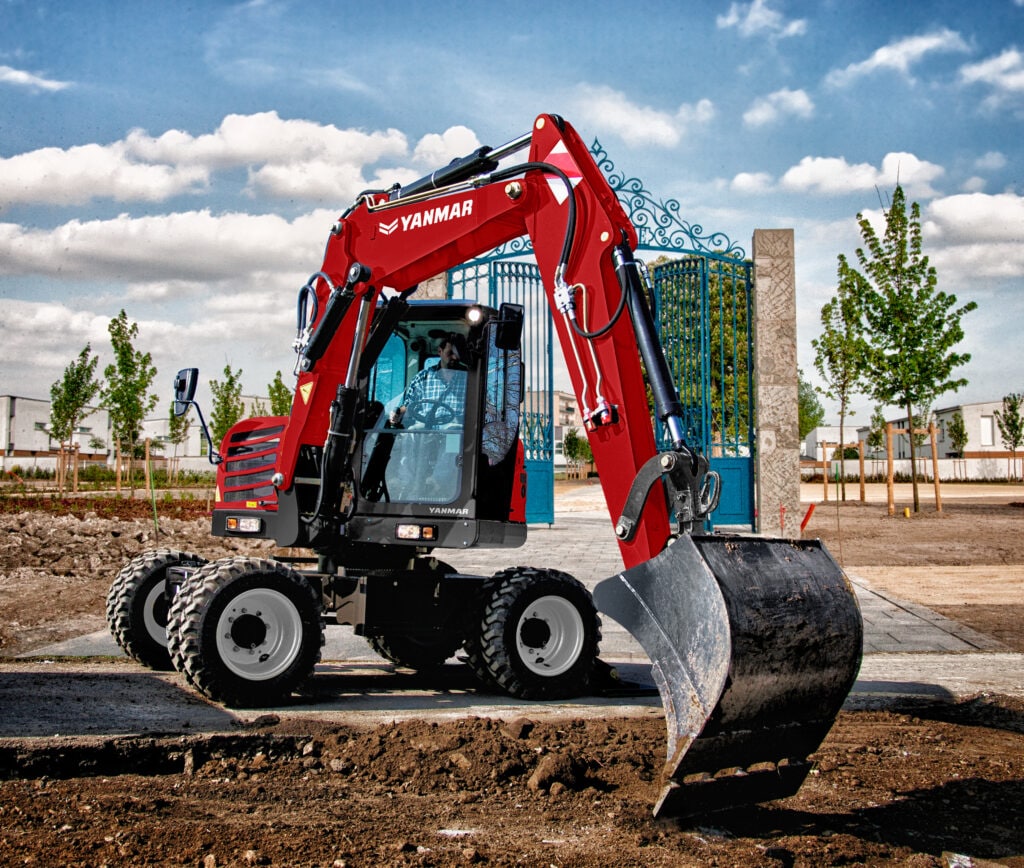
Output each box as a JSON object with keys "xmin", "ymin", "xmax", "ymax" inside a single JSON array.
[{"xmin": 392, "ymin": 334, "xmax": 468, "ymax": 428}]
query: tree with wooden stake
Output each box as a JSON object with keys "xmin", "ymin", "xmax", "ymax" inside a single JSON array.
[
  {"xmin": 995, "ymin": 392, "xmax": 1024, "ymax": 481},
  {"xmin": 867, "ymin": 406, "xmax": 887, "ymax": 476},
  {"xmin": 846, "ymin": 185, "xmax": 976, "ymax": 512},
  {"xmin": 947, "ymin": 410, "xmax": 968, "ymax": 479},
  {"xmin": 166, "ymin": 399, "xmax": 192, "ymax": 485},
  {"xmin": 209, "ymin": 364, "xmax": 245, "ymax": 447},
  {"xmin": 812, "ymin": 263, "xmax": 868, "ymax": 501},
  {"xmin": 100, "ymin": 310, "xmax": 158, "ymax": 497},
  {"xmin": 49, "ymin": 344, "xmax": 100, "ymax": 494}
]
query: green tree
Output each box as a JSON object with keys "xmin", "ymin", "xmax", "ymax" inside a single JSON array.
[
  {"xmin": 865, "ymin": 405, "xmax": 887, "ymax": 475},
  {"xmin": 209, "ymin": 364, "xmax": 244, "ymax": 446},
  {"xmin": 49, "ymin": 344, "xmax": 101, "ymax": 493},
  {"xmin": 798, "ymin": 368, "xmax": 825, "ymax": 440},
  {"xmin": 100, "ymin": 311, "xmax": 158, "ymax": 495},
  {"xmin": 866, "ymin": 406, "xmax": 887, "ymax": 456},
  {"xmin": 847, "ymin": 185, "xmax": 977, "ymax": 511},
  {"xmin": 166, "ymin": 400, "xmax": 192, "ymax": 485},
  {"xmin": 995, "ymin": 392, "xmax": 1024, "ymax": 481},
  {"xmin": 947, "ymin": 410, "xmax": 968, "ymax": 457},
  {"xmin": 268, "ymin": 370, "xmax": 294, "ymax": 416},
  {"xmin": 812, "ymin": 267, "xmax": 868, "ymax": 499},
  {"xmin": 562, "ymin": 427, "xmax": 592, "ymax": 476}
]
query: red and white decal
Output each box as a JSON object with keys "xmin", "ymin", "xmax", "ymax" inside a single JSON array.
[{"xmin": 543, "ymin": 141, "xmax": 583, "ymax": 205}]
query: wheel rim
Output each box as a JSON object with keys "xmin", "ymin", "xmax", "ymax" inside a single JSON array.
[
  {"xmin": 215, "ymin": 588, "xmax": 304, "ymax": 681},
  {"xmin": 515, "ymin": 594, "xmax": 585, "ymax": 677},
  {"xmin": 142, "ymin": 581, "xmax": 170, "ymax": 646}
]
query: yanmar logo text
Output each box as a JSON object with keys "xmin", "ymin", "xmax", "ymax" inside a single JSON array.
[
  {"xmin": 379, "ymin": 199, "xmax": 474, "ymax": 236},
  {"xmin": 429, "ymin": 506, "xmax": 470, "ymax": 516}
]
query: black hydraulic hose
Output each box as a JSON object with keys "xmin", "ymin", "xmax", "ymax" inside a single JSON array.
[
  {"xmin": 296, "ymin": 281, "xmax": 320, "ymax": 338},
  {"xmin": 486, "ymin": 161, "xmax": 577, "ymax": 275},
  {"xmin": 568, "ymin": 229, "xmax": 633, "ymax": 340},
  {"xmin": 488, "ymin": 162, "xmax": 628, "ymax": 340}
]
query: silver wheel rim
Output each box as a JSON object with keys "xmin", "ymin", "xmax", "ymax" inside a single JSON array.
[
  {"xmin": 515, "ymin": 594, "xmax": 585, "ymax": 677},
  {"xmin": 215, "ymin": 588, "xmax": 303, "ymax": 681},
  {"xmin": 142, "ymin": 581, "xmax": 168, "ymax": 647}
]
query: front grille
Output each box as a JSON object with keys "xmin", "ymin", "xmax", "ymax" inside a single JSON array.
[{"xmin": 218, "ymin": 420, "xmax": 283, "ymax": 505}]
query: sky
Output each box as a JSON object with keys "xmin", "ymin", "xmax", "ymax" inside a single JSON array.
[{"xmin": 2, "ymin": 0, "xmax": 1023, "ymax": 427}]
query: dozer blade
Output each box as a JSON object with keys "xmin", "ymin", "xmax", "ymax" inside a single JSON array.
[{"xmin": 593, "ymin": 535, "xmax": 862, "ymax": 820}]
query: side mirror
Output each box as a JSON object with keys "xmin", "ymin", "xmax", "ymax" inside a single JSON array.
[
  {"xmin": 494, "ymin": 303, "xmax": 524, "ymax": 351},
  {"xmin": 173, "ymin": 368, "xmax": 198, "ymax": 416}
]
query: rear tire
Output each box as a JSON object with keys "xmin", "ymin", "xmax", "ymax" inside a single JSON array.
[
  {"xmin": 473, "ymin": 567, "xmax": 600, "ymax": 700},
  {"xmin": 106, "ymin": 549, "xmax": 207, "ymax": 671},
  {"xmin": 168, "ymin": 557, "xmax": 323, "ymax": 708},
  {"xmin": 366, "ymin": 633, "xmax": 462, "ymax": 670}
]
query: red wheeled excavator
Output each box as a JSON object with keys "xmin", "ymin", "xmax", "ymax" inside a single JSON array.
[{"xmin": 106, "ymin": 114, "xmax": 862, "ymax": 819}]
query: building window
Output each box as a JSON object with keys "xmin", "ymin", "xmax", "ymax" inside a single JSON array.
[{"xmin": 980, "ymin": 416, "xmax": 995, "ymax": 447}]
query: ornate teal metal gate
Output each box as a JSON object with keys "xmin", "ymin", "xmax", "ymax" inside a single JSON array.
[
  {"xmin": 650, "ymin": 256, "xmax": 754, "ymax": 529},
  {"xmin": 448, "ymin": 139, "xmax": 755, "ymax": 530},
  {"xmin": 448, "ymin": 259, "xmax": 554, "ymax": 524}
]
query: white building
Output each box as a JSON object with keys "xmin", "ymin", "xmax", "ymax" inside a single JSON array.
[
  {"xmin": 1, "ymin": 395, "xmax": 110, "ymax": 469},
  {"xmin": 1, "ymin": 392, "xmax": 272, "ymax": 473}
]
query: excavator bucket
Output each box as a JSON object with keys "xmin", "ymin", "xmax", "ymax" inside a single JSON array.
[{"xmin": 593, "ymin": 535, "xmax": 862, "ymax": 820}]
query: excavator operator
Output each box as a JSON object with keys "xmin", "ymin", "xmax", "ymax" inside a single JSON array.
[{"xmin": 390, "ymin": 333, "xmax": 468, "ymax": 429}]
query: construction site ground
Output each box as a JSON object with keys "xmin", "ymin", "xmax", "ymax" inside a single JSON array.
[{"xmin": 0, "ymin": 480, "xmax": 1022, "ymax": 866}]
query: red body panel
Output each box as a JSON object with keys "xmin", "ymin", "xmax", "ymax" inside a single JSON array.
[{"xmin": 272, "ymin": 114, "xmax": 671, "ymax": 568}]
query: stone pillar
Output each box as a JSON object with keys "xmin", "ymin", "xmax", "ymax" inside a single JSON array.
[
  {"xmin": 752, "ymin": 229, "xmax": 801, "ymax": 537},
  {"xmin": 418, "ymin": 273, "xmax": 449, "ymax": 299}
]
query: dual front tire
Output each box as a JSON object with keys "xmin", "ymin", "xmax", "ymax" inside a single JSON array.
[
  {"xmin": 167, "ymin": 558, "xmax": 323, "ymax": 708},
  {"xmin": 106, "ymin": 549, "xmax": 208, "ymax": 671}
]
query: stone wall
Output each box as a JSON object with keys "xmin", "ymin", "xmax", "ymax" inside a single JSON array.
[{"xmin": 752, "ymin": 229, "xmax": 801, "ymax": 537}]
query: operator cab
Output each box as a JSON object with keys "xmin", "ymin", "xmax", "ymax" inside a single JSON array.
[{"xmin": 348, "ymin": 299, "xmax": 527, "ymax": 549}]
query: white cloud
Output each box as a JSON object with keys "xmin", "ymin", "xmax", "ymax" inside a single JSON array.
[
  {"xmin": 924, "ymin": 191, "xmax": 1024, "ymax": 244},
  {"xmin": 974, "ymin": 151, "xmax": 1007, "ymax": 171},
  {"xmin": 731, "ymin": 171, "xmax": 774, "ymax": 194},
  {"xmin": 716, "ymin": 0, "xmax": 806, "ymax": 39},
  {"xmin": 961, "ymin": 176, "xmax": 987, "ymax": 193},
  {"xmin": 125, "ymin": 112, "xmax": 407, "ymax": 170},
  {"xmin": 743, "ymin": 88, "xmax": 814, "ymax": 127},
  {"xmin": 0, "ymin": 208, "xmax": 334, "ymax": 282},
  {"xmin": 412, "ymin": 126, "xmax": 482, "ymax": 167},
  {"xmin": 0, "ymin": 143, "xmax": 209, "ymax": 208},
  {"xmin": 572, "ymin": 85, "xmax": 714, "ymax": 148},
  {"xmin": 826, "ymin": 28, "xmax": 969, "ymax": 87},
  {"xmin": 960, "ymin": 48, "xmax": 1024, "ymax": 109},
  {"xmin": 0, "ymin": 64, "xmax": 71, "ymax": 92},
  {"xmin": 0, "ymin": 113, "xmax": 415, "ymax": 207},
  {"xmin": 922, "ymin": 192, "xmax": 1024, "ymax": 281},
  {"xmin": 779, "ymin": 152, "xmax": 944, "ymax": 197},
  {"xmin": 0, "ymin": 297, "xmax": 296, "ymax": 404}
]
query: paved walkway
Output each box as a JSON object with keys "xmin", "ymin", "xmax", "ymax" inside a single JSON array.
[{"xmin": 30, "ymin": 490, "xmax": 1012, "ymax": 663}]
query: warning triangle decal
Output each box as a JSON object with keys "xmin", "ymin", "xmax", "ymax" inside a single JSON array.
[{"xmin": 543, "ymin": 141, "xmax": 583, "ymax": 205}]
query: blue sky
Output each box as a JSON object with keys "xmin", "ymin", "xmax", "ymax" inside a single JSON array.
[{"xmin": 2, "ymin": 0, "xmax": 1023, "ymax": 424}]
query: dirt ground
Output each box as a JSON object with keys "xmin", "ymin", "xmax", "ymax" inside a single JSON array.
[{"xmin": 0, "ymin": 488, "xmax": 1023, "ymax": 866}]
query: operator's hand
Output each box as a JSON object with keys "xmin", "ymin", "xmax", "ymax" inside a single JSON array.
[{"xmin": 389, "ymin": 406, "xmax": 407, "ymax": 426}]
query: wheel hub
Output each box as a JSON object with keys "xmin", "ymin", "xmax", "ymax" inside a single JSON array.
[
  {"xmin": 215, "ymin": 587, "xmax": 304, "ymax": 681},
  {"xmin": 229, "ymin": 612, "xmax": 267, "ymax": 649},
  {"xmin": 515, "ymin": 595, "xmax": 585, "ymax": 677}
]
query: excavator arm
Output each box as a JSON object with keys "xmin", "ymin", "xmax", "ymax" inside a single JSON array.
[{"xmin": 276, "ymin": 113, "xmax": 862, "ymax": 819}]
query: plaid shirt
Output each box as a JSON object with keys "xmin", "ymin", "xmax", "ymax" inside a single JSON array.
[{"xmin": 404, "ymin": 367, "xmax": 467, "ymax": 426}]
